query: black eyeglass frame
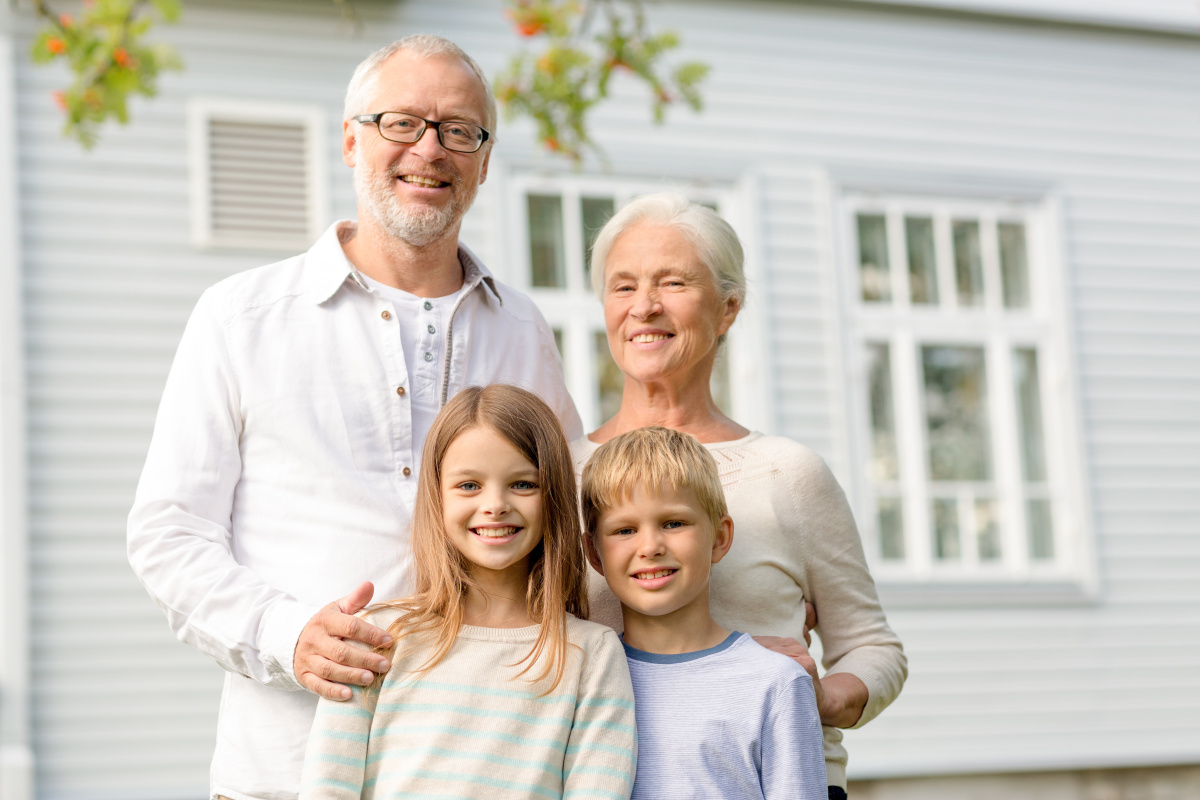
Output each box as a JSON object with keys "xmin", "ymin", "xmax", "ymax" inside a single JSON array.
[{"xmin": 354, "ymin": 112, "xmax": 491, "ymax": 153}]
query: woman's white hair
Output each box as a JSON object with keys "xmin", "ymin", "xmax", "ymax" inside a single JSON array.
[
  {"xmin": 588, "ymin": 192, "xmax": 746, "ymax": 308},
  {"xmin": 343, "ymin": 34, "xmax": 497, "ymax": 135}
]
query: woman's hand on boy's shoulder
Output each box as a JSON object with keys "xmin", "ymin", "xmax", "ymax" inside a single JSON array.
[{"xmin": 293, "ymin": 581, "xmax": 394, "ymax": 701}]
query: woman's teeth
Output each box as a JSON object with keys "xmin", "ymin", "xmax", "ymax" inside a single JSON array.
[{"xmin": 631, "ymin": 333, "xmax": 671, "ymax": 343}]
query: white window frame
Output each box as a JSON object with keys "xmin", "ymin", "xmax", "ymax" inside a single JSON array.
[
  {"xmin": 834, "ymin": 187, "xmax": 1096, "ymax": 603},
  {"xmin": 187, "ymin": 97, "xmax": 328, "ymax": 252},
  {"xmin": 499, "ymin": 169, "xmax": 770, "ymax": 433}
]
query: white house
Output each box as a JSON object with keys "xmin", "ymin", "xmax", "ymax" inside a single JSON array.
[{"xmin": 1, "ymin": 1, "xmax": 1198, "ymax": 798}]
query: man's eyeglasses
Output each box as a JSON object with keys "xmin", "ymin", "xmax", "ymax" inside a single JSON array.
[{"xmin": 354, "ymin": 112, "xmax": 490, "ymax": 153}]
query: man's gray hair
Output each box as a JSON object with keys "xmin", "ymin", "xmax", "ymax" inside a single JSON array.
[
  {"xmin": 343, "ymin": 34, "xmax": 497, "ymax": 135},
  {"xmin": 589, "ymin": 192, "xmax": 746, "ymax": 307}
]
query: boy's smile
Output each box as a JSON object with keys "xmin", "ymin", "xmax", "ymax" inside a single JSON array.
[{"xmin": 588, "ymin": 484, "xmax": 733, "ymax": 629}]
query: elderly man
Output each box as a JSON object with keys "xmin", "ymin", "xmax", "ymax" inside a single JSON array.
[{"xmin": 128, "ymin": 36, "xmax": 580, "ymax": 800}]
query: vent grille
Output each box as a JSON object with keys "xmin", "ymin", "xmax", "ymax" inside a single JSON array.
[
  {"xmin": 189, "ymin": 102, "xmax": 326, "ymax": 251},
  {"xmin": 209, "ymin": 119, "xmax": 310, "ymax": 241}
]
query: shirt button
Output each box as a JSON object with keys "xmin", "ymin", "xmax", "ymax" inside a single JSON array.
[
  {"xmin": 427, "ymin": 325, "xmax": 436, "ymax": 335},
  {"xmin": 424, "ymin": 352, "xmax": 433, "ymax": 362},
  {"xmin": 396, "ymin": 386, "xmax": 406, "ymax": 397},
  {"xmin": 402, "ymin": 467, "xmax": 412, "ymax": 477},
  {"xmin": 380, "ymin": 310, "xmax": 391, "ymax": 321},
  {"xmin": 423, "ymin": 301, "xmax": 432, "ymax": 311}
]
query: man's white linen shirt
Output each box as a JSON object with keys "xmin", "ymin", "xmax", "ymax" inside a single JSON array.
[{"xmin": 127, "ymin": 221, "xmax": 582, "ymax": 800}]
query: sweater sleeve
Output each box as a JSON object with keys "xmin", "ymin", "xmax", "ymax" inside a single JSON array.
[
  {"xmin": 563, "ymin": 629, "xmax": 638, "ymax": 800},
  {"xmin": 298, "ymin": 686, "xmax": 374, "ymax": 799},
  {"xmin": 785, "ymin": 444, "xmax": 908, "ymax": 729},
  {"xmin": 760, "ymin": 673, "xmax": 827, "ymax": 800}
]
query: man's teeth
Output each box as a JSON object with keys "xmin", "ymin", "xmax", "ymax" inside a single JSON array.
[
  {"xmin": 637, "ymin": 569, "xmax": 675, "ymax": 579},
  {"xmin": 401, "ymin": 175, "xmax": 447, "ymax": 188},
  {"xmin": 631, "ymin": 334, "xmax": 672, "ymax": 343},
  {"xmin": 474, "ymin": 526, "xmax": 518, "ymax": 538}
]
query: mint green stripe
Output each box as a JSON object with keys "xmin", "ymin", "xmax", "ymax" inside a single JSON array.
[
  {"xmin": 316, "ymin": 704, "xmax": 373, "ymax": 720},
  {"xmin": 577, "ymin": 696, "xmax": 636, "ymax": 710},
  {"xmin": 313, "ymin": 753, "xmax": 365, "ymax": 769},
  {"xmin": 571, "ymin": 718, "xmax": 636, "ymax": 734},
  {"xmin": 399, "ymin": 745, "xmax": 564, "ymax": 779},
  {"xmin": 386, "ymin": 678, "xmax": 576, "ymax": 705},
  {"xmin": 315, "ymin": 729, "xmax": 369, "ymax": 744},
  {"xmin": 395, "ymin": 768, "xmax": 560, "ymax": 800},
  {"xmin": 569, "ymin": 764, "xmax": 634, "ymax": 784},
  {"xmin": 566, "ymin": 741, "xmax": 636, "ymax": 761},
  {"xmin": 373, "ymin": 722, "xmax": 567, "ymax": 750},
  {"xmin": 376, "ymin": 701, "xmax": 571, "ymax": 728}
]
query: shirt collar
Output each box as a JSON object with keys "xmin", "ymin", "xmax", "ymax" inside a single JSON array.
[{"xmin": 306, "ymin": 221, "xmax": 502, "ymax": 306}]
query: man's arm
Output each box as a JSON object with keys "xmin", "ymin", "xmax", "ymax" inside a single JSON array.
[{"xmin": 127, "ymin": 290, "xmax": 390, "ymax": 698}]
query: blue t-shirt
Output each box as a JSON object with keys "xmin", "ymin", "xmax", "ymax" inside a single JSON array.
[{"xmin": 623, "ymin": 632, "xmax": 826, "ymax": 800}]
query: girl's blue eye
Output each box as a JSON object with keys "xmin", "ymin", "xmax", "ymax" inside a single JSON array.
[
  {"xmin": 457, "ymin": 481, "xmax": 480, "ymax": 491},
  {"xmin": 512, "ymin": 480, "xmax": 538, "ymax": 491}
]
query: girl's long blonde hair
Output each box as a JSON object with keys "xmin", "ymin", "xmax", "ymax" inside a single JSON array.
[{"xmin": 373, "ymin": 384, "xmax": 588, "ymax": 692}]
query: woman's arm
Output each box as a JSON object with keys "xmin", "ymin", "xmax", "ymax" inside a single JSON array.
[{"xmin": 782, "ymin": 443, "xmax": 908, "ymax": 729}]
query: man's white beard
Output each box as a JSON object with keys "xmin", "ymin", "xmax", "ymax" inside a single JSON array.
[{"xmin": 355, "ymin": 161, "xmax": 477, "ymax": 248}]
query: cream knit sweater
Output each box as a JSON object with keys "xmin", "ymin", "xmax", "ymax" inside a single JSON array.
[{"xmin": 573, "ymin": 432, "xmax": 907, "ymax": 788}]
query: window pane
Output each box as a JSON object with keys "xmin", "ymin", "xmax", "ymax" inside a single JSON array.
[
  {"xmin": 905, "ymin": 217, "xmax": 938, "ymax": 305},
  {"xmin": 923, "ymin": 346, "xmax": 993, "ymax": 480},
  {"xmin": 857, "ymin": 213, "xmax": 891, "ymax": 303},
  {"xmin": 975, "ymin": 499, "xmax": 1001, "ymax": 561},
  {"xmin": 952, "ymin": 220, "xmax": 985, "ymax": 307},
  {"xmin": 865, "ymin": 343, "xmax": 898, "ymax": 481},
  {"xmin": 933, "ymin": 498, "xmax": 960, "ymax": 560},
  {"xmin": 528, "ymin": 194, "xmax": 566, "ymax": 288},
  {"xmin": 581, "ymin": 196, "xmax": 615, "ymax": 290},
  {"xmin": 593, "ymin": 331, "xmax": 624, "ymax": 428},
  {"xmin": 1027, "ymin": 498, "xmax": 1054, "ymax": 559},
  {"xmin": 878, "ymin": 496, "xmax": 905, "ymax": 560},
  {"xmin": 552, "ymin": 328, "xmax": 564, "ymax": 359},
  {"xmin": 999, "ymin": 222, "xmax": 1030, "ymax": 309},
  {"xmin": 1013, "ymin": 348, "xmax": 1047, "ymax": 481}
]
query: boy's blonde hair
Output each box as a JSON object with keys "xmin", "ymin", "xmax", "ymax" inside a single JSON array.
[
  {"xmin": 375, "ymin": 384, "xmax": 587, "ymax": 693},
  {"xmin": 580, "ymin": 426, "xmax": 728, "ymax": 537}
]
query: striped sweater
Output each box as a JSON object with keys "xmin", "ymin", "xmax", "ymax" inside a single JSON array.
[{"xmin": 299, "ymin": 609, "xmax": 637, "ymax": 800}]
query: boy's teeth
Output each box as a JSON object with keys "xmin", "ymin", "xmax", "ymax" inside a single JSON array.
[
  {"xmin": 402, "ymin": 175, "xmax": 446, "ymax": 188},
  {"xmin": 631, "ymin": 334, "xmax": 671, "ymax": 343},
  {"xmin": 475, "ymin": 526, "xmax": 517, "ymax": 538}
]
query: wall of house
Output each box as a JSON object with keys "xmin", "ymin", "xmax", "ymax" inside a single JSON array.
[{"xmin": 10, "ymin": 0, "xmax": 1200, "ymax": 797}]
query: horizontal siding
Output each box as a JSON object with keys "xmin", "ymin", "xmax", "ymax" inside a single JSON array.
[{"xmin": 13, "ymin": 0, "xmax": 1200, "ymax": 797}]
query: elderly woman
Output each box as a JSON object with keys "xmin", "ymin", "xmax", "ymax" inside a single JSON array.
[{"xmin": 573, "ymin": 193, "xmax": 907, "ymax": 799}]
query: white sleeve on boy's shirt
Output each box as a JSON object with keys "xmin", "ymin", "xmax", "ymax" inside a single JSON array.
[{"xmin": 761, "ymin": 672, "xmax": 827, "ymax": 800}]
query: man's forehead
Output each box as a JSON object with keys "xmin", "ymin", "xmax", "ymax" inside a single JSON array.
[{"xmin": 368, "ymin": 51, "xmax": 487, "ymax": 118}]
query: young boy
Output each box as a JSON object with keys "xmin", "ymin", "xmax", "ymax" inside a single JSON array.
[{"xmin": 581, "ymin": 426, "xmax": 827, "ymax": 800}]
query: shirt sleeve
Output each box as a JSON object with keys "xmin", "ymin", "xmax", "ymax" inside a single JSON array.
[
  {"xmin": 563, "ymin": 630, "xmax": 638, "ymax": 800},
  {"xmin": 785, "ymin": 444, "xmax": 908, "ymax": 728},
  {"xmin": 298, "ymin": 686, "xmax": 375, "ymax": 799},
  {"xmin": 760, "ymin": 673, "xmax": 827, "ymax": 800},
  {"xmin": 126, "ymin": 289, "xmax": 319, "ymax": 690}
]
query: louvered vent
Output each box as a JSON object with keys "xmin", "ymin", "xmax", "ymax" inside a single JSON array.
[
  {"xmin": 210, "ymin": 119, "xmax": 309, "ymax": 243},
  {"xmin": 190, "ymin": 101, "xmax": 327, "ymax": 251}
]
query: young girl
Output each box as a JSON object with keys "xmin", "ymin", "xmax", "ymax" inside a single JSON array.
[{"xmin": 299, "ymin": 384, "xmax": 637, "ymax": 800}]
